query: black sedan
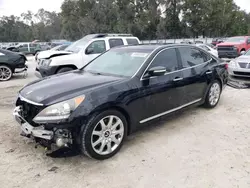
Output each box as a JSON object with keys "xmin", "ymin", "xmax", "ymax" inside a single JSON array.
[
  {"xmin": 0, "ymin": 49, "xmax": 27, "ymax": 81},
  {"xmin": 13, "ymin": 44, "xmax": 228, "ymax": 160}
]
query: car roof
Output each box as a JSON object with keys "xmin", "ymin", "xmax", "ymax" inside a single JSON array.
[
  {"xmin": 114, "ymin": 44, "xmax": 196, "ymax": 52},
  {"xmin": 89, "ymin": 33, "xmax": 136, "ymax": 38}
]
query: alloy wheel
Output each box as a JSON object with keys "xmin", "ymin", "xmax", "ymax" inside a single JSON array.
[
  {"xmin": 91, "ymin": 115, "xmax": 124, "ymax": 155},
  {"xmin": 0, "ymin": 66, "xmax": 12, "ymax": 81},
  {"xmin": 209, "ymin": 82, "xmax": 221, "ymax": 106}
]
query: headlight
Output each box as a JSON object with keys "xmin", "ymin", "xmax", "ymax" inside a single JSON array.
[
  {"xmin": 233, "ymin": 46, "xmax": 238, "ymax": 51},
  {"xmin": 33, "ymin": 95, "xmax": 85, "ymax": 123},
  {"xmin": 41, "ymin": 59, "xmax": 51, "ymax": 67},
  {"xmin": 229, "ymin": 60, "xmax": 237, "ymax": 68}
]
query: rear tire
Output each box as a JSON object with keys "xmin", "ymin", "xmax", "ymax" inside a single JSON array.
[
  {"xmin": 0, "ymin": 65, "xmax": 13, "ymax": 81},
  {"xmin": 56, "ymin": 67, "xmax": 74, "ymax": 74},
  {"xmin": 204, "ymin": 80, "xmax": 221, "ymax": 108},
  {"xmin": 80, "ymin": 110, "xmax": 127, "ymax": 160}
]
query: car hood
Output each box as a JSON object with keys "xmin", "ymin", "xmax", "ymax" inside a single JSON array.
[
  {"xmin": 37, "ymin": 50, "xmax": 72, "ymax": 59},
  {"xmin": 19, "ymin": 70, "xmax": 125, "ymax": 105},
  {"xmin": 235, "ymin": 55, "xmax": 250, "ymax": 62},
  {"xmin": 217, "ymin": 42, "xmax": 241, "ymax": 46}
]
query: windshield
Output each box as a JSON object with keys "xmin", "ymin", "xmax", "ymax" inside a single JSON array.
[
  {"xmin": 65, "ymin": 34, "xmax": 96, "ymax": 53},
  {"xmin": 225, "ymin": 37, "xmax": 246, "ymax": 43},
  {"xmin": 244, "ymin": 50, "xmax": 250, "ymax": 56},
  {"xmin": 51, "ymin": 45, "xmax": 62, "ymax": 51},
  {"xmin": 84, "ymin": 48, "xmax": 151, "ymax": 77}
]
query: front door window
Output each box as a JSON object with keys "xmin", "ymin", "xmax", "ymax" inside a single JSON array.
[{"xmin": 86, "ymin": 40, "xmax": 106, "ymax": 54}]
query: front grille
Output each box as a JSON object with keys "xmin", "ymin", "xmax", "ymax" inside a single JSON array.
[
  {"xmin": 233, "ymin": 71, "xmax": 250, "ymax": 76},
  {"xmin": 16, "ymin": 98, "xmax": 43, "ymax": 126},
  {"xmin": 217, "ymin": 46, "xmax": 235, "ymax": 51},
  {"xmin": 238, "ymin": 62, "xmax": 249, "ymax": 69}
]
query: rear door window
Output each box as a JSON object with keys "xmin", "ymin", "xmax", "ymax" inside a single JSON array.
[
  {"xmin": 199, "ymin": 45, "xmax": 210, "ymax": 51},
  {"xmin": 108, "ymin": 39, "xmax": 124, "ymax": 48},
  {"xmin": 126, "ymin": 39, "xmax": 139, "ymax": 45},
  {"xmin": 178, "ymin": 47, "xmax": 207, "ymax": 68}
]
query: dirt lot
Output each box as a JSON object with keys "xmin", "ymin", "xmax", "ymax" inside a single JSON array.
[{"xmin": 0, "ymin": 57, "xmax": 250, "ymax": 188}]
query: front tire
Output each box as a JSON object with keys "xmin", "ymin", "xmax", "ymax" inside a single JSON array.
[
  {"xmin": 204, "ymin": 80, "xmax": 221, "ymax": 108},
  {"xmin": 80, "ymin": 110, "xmax": 127, "ymax": 160}
]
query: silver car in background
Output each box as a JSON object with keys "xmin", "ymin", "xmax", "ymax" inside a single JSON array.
[{"xmin": 228, "ymin": 50, "xmax": 250, "ymax": 78}]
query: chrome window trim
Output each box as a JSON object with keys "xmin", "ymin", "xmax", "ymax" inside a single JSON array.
[
  {"xmin": 140, "ymin": 46, "xmax": 213, "ymax": 81},
  {"xmin": 139, "ymin": 98, "xmax": 202, "ymax": 124},
  {"xmin": 19, "ymin": 94, "xmax": 44, "ymax": 106},
  {"xmin": 131, "ymin": 46, "xmax": 162, "ymax": 78}
]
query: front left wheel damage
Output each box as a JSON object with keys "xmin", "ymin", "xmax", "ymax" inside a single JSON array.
[
  {"xmin": 20, "ymin": 126, "xmax": 82, "ymax": 158},
  {"xmin": 18, "ymin": 110, "xmax": 128, "ymax": 160}
]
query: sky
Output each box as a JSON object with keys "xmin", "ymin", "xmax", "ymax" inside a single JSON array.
[
  {"xmin": 0, "ymin": 0, "xmax": 249, "ymax": 17},
  {"xmin": 0, "ymin": 0, "xmax": 64, "ymax": 16}
]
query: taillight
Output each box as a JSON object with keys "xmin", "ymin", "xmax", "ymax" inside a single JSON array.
[{"xmin": 225, "ymin": 63, "xmax": 229, "ymax": 70}]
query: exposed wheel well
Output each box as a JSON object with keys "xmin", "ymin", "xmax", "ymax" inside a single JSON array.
[
  {"xmin": 0, "ymin": 63, "xmax": 13, "ymax": 72},
  {"xmin": 56, "ymin": 65, "xmax": 78, "ymax": 73},
  {"xmin": 241, "ymin": 48, "xmax": 245, "ymax": 52},
  {"xmin": 215, "ymin": 78, "xmax": 223, "ymax": 90}
]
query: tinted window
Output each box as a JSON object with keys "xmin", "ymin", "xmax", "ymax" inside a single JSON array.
[
  {"xmin": 178, "ymin": 47, "xmax": 206, "ymax": 68},
  {"xmin": 126, "ymin": 39, "xmax": 139, "ymax": 45},
  {"xmin": 21, "ymin": 44, "xmax": 28, "ymax": 48},
  {"xmin": 30, "ymin": 43, "xmax": 38, "ymax": 47},
  {"xmin": 86, "ymin": 40, "xmax": 106, "ymax": 54},
  {"xmin": 201, "ymin": 51, "xmax": 212, "ymax": 61},
  {"xmin": 199, "ymin": 45, "xmax": 210, "ymax": 51},
  {"xmin": 149, "ymin": 48, "xmax": 178, "ymax": 72},
  {"xmin": 247, "ymin": 38, "xmax": 250, "ymax": 43},
  {"xmin": 109, "ymin": 39, "xmax": 124, "ymax": 48}
]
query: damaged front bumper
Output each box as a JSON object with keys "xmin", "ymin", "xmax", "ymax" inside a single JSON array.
[
  {"xmin": 13, "ymin": 106, "xmax": 53, "ymax": 140},
  {"xmin": 13, "ymin": 106, "xmax": 72, "ymax": 149}
]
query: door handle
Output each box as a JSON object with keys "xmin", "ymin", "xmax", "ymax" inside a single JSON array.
[
  {"xmin": 173, "ymin": 77, "xmax": 183, "ymax": 82},
  {"xmin": 206, "ymin": 71, "xmax": 213, "ymax": 75}
]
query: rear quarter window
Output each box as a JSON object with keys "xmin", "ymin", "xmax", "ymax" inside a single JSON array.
[
  {"xmin": 126, "ymin": 38, "xmax": 139, "ymax": 45},
  {"xmin": 200, "ymin": 50, "xmax": 212, "ymax": 61},
  {"xmin": 108, "ymin": 39, "xmax": 124, "ymax": 48}
]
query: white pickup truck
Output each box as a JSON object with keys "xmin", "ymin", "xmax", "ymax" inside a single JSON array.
[{"xmin": 35, "ymin": 34, "xmax": 140, "ymax": 78}]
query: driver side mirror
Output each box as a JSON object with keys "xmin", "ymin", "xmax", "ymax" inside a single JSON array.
[
  {"xmin": 145, "ymin": 66, "xmax": 167, "ymax": 78},
  {"xmin": 86, "ymin": 48, "xmax": 94, "ymax": 55}
]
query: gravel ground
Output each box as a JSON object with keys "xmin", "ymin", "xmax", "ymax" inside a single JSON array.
[{"xmin": 0, "ymin": 57, "xmax": 250, "ymax": 188}]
